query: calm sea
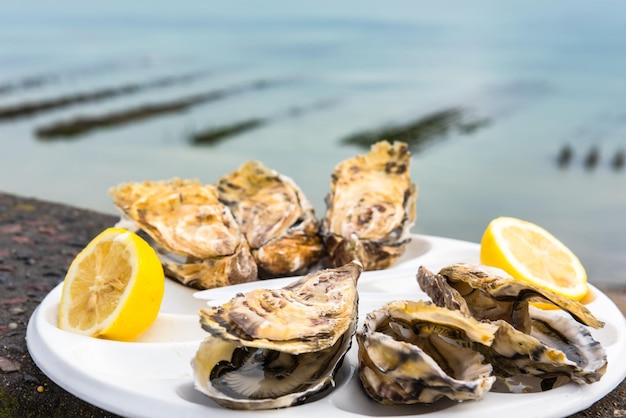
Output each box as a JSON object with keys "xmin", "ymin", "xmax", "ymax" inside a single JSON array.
[{"xmin": 1, "ymin": 1, "xmax": 625, "ymax": 285}]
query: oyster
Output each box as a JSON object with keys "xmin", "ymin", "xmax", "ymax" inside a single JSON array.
[
  {"xmin": 481, "ymin": 308, "xmax": 608, "ymax": 389},
  {"xmin": 417, "ymin": 263, "xmax": 604, "ymax": 332},
  {"xmin": 357, "ymin": 300, "xmax": 498, "ymax": 404},
  {"xmin": 417, "ymin": 263, "xmax": 607, "ymax": 389},
  {"xmin": 109, "ymin": 178, "xmax": 257, "ymax": 289},
  {"xmin": 321, "ymin": 141, "xmax": 418, "ymax": 270},
  {"xmin": 216, "ymin": 160, "xmax": 323, "ymax": 278},
  {"xmin": 192, "ymin": 260, "xmax": 362, "ymax": 410}
]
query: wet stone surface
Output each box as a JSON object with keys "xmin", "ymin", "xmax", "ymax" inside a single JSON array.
[
  {"xmin": 0, "ymin": 192, "xmax": 120, "ymax": 417},
  {"xmin": 0, "ymin": 190, "xmax": 624, "ymax": 417}
]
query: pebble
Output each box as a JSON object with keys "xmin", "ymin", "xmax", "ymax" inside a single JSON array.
[
  {"xmin": 0, "ymin": 356, "xmax": 21, "ymax": 372},
  {"xmin": 0, "ymin": 296, "xmax": 28, "ymax": 305},
  {"xmin": 9, "ymin": 306, "xmax": 24, "ymax": 315},
  {"xmin": 22, "ymin": 373, "xmax": 40, "ymax": 385},
  {"xmin": 37, "ymin": 385, "xmax": 45, "ymax": 393}
]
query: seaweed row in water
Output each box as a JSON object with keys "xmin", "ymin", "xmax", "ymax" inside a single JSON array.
[
  {"xmin": 190, "ymin": 104, "xmax": 486, "ymax": 150},
  {"xmin": 0, "ymin": 56, "xmax": 156, "ymax": 96},
  {"xmin": 340, "ymin": 107, "xmax": 490, "ymax": 151},
  {"xmin": 189, "ymin": 119, "xmax": 266, "ymax": 145},
  {"xmin": 0, "ymin": 69, "xmax": 215, "ymax": 120},
  {"xmin": 557, "ymin": 143, "xmax": 625, "ymax": 171},
  {"xmin": 35, "ymin": 79, "xmax": 286, "ymax": 139},
  {"xmin": 189, "ymin": 99, "xmax": 339, "ymax": 146}
]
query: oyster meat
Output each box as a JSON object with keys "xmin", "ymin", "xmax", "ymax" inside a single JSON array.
[
  {"xmin": 357, "ymin": 300, "xmax": 498, "ymax": 404},
  {"xmin": 109, "ymin": 178, "xmax": 257, "ymax": 289},
  {"xmin": 192, "ymin": 260, "xmax": 362, "ymax": 410},
  {"xmin": 216, "ymin": 160, "xmax": 324, "ymax": 278},
  {"xmin": 321, "ymin": 141, "xmax": 418, "ymax": 270},
  {"xmin": 417, "ymin": 263, "xmax": 607, "ymax": 390}
]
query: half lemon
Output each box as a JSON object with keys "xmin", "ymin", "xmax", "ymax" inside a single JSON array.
[
  {"xmin": 58, "ymin": 227, "xmax": 165, "ymax": 341},
  {"xmin": 480, "ymin": 216, "xmax": 588, "ymax": 301}
]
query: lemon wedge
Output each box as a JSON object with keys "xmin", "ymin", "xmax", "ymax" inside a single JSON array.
[
  {"xmin": 480, "ymin": 216, "xmax": 588, "ymax": 300},
  {"xmin": 58, "ymin": 227, "xmax": 165, "ymax": 341}
]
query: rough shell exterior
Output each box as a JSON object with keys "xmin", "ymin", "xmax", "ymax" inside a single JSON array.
[
  {"xmin": 216, "ymin": 160, "xmax": 323, "ymax": 278},
  {"xmin": 322, "ymin": 141, "xmax": 417, "ymax": 270},
  {"xmin": 418, "ymin": 263, "xmax": 604, "ymax": 331},
  {"xmin": 109, "ymin": 178, "xmax": 257, "ymax": 289},
  {"xmin": 192, "ymin": 261, "xmax": 362, "ymax": 410}
]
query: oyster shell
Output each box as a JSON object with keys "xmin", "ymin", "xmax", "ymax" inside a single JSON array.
[
  {"xmin": 216, "ymin": 160, "xmax": 323, "ymax": 278},
  {"xmin": 321, "ymin": 141, "xmax": 418, "ymax": 270},
  {"xmin": 480, "ymin": 308, "xmax": 608, "ymax": 389},
  {"xmin": 417, "ymin": 263, "xmax": 607, "ymax": 390},
  {"xmin": 357, "ymin": 300, "xmax": 498, "ymax": 404},
  {"xmin": 417, "ymin": 263, "xmax": 604, "ymax": 332},
  {"xmin": 109, "ymin": 178, "xmax": 257, "ymax": 289},
  {"xmin": 192, "ymin": 260, "xmax": 362, "ymax": 410}
]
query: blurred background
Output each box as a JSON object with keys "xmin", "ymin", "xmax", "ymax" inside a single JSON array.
[{"xmin": 1, "ymin": 1, "xmax": 625, "ymax": 285}]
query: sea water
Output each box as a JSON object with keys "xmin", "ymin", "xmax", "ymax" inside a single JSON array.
[{"xmin": 1, "ymin": 0, "xmax": 625, "ymax": 284}]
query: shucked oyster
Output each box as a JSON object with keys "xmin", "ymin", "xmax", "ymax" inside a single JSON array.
[
  {"xmin": 192, "ymin": 261, "xmax": 362, "ymax": 410},
  {"xmin": 322, "ymin": 141, "xmax": 418, "ymax": 270},
  {"xmin": 357, "ymin": 300, "xmax": 498, "ymax": 404},
  {"xmin": 482, "ymin": 308, "xmax": 607, "ymax": 390},
  {"xmin": 109, "ymin": 178, "xmax": 257, "ymax": 289},
  {"xmin": 417, "ymin": 263, "xmax": 607, "ymax": 390},
  {"xmin": 216, "ymin": 160, "xmax": 323, "ymax": 278}
]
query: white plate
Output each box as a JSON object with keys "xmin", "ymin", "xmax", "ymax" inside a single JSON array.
[{"xmin": 27, "ymin": 234, "xmax": 626, "ymax": 418}]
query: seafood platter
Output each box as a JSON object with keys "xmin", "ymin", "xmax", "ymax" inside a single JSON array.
[{"xmin": 27, "ymin": 141, "xmax": 626, "ymax": 417}]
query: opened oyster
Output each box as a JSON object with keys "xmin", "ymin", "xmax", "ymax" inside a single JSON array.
[
  {"xmin": 216, "ymin": 160, "xmax": 323, "ymax": 278},
  {"xmin": 192, "ymin": 261, "xmax": 362, "ymax": 410},
  {"xmin": 417, "ymin": 263, "xmax": 607, "ymax": 390},
  {"xmin": 417, "ymin": 263, "xmax": 604, "ymax": 332},
  {"xmin": 109, "ymin": 178, "xmax": 257, "ymax": 289},
  {"xmin": 321, "ymin": 141, "xmax": 418, "ymax": 270},
  {"xmin": 482, "ymin": 308, "xmax": 607, "ymax": 390},
  {"xmin": 357, "ymin": 300, "xmax": 498, "ymax": 404}
]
